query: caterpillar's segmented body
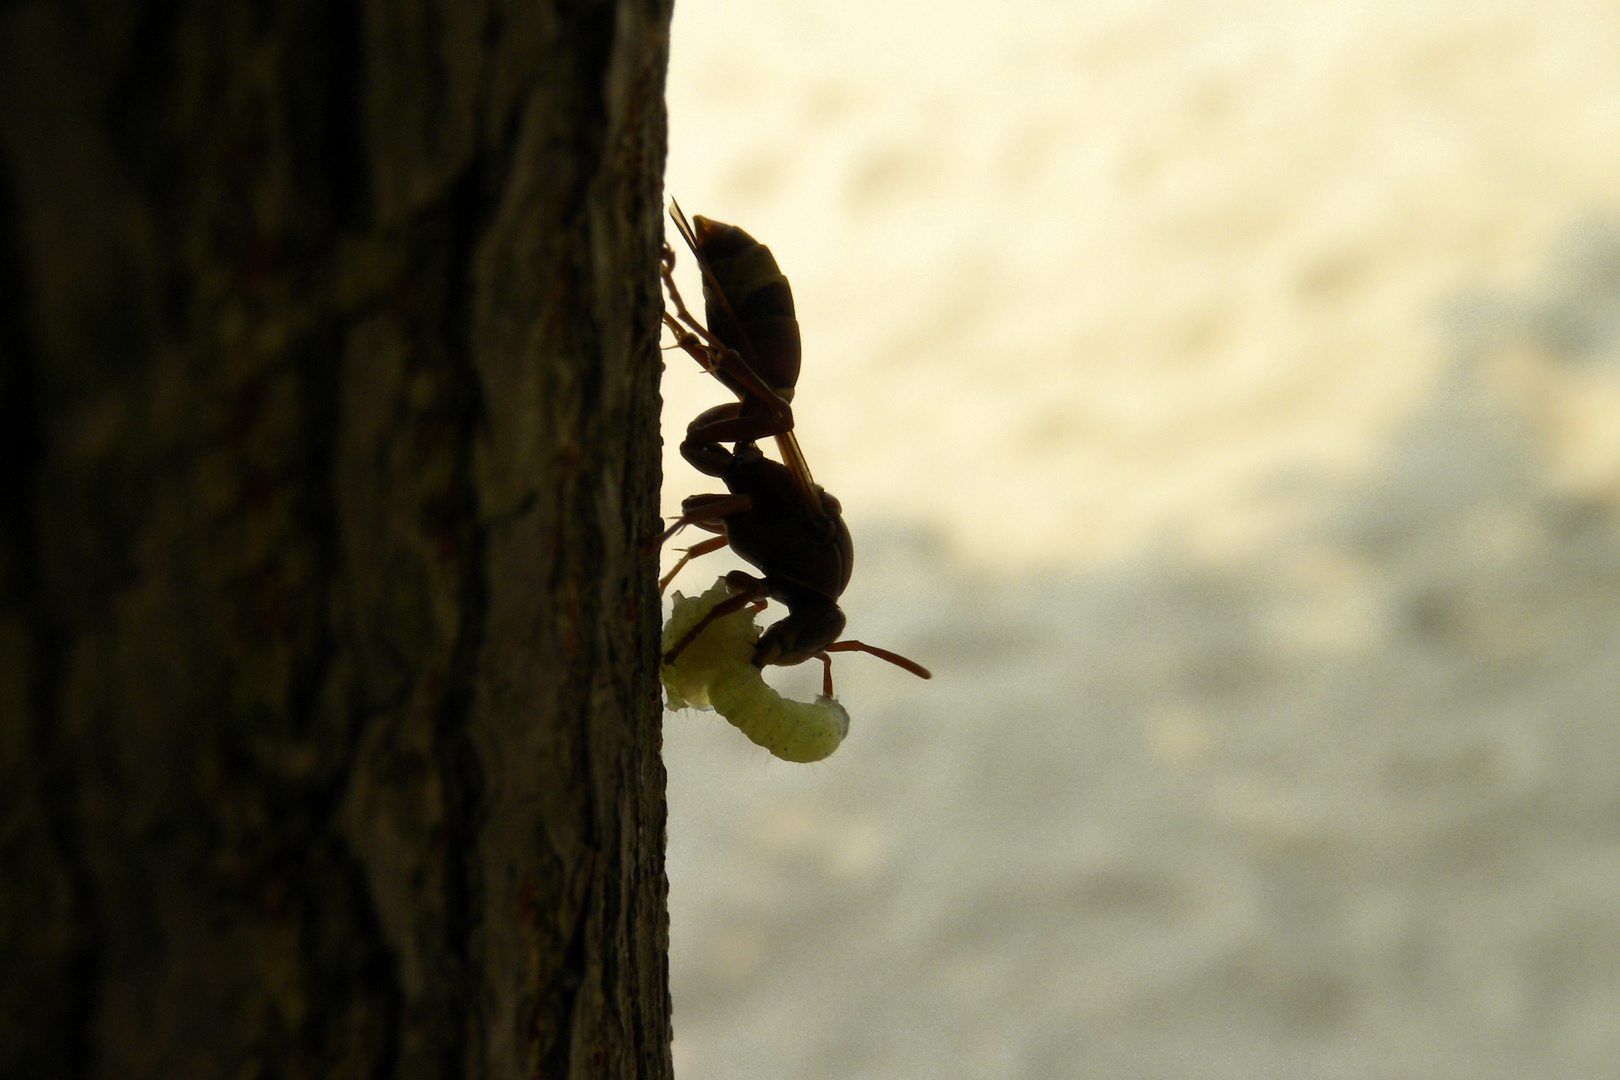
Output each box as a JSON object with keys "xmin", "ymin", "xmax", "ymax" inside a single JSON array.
[{"xmin": 662, "ymin": 579, "xmax": 850, "ymax": 763}]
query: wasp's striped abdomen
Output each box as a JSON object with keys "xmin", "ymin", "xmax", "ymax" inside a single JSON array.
[{"xmin": 692, "ymin": 216, "xmax": 802, "ymax": 401}]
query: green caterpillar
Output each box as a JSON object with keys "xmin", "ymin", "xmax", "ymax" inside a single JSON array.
[{"xmin": 662, "ymin": 580, "xmax": 850, "ymax": 763}]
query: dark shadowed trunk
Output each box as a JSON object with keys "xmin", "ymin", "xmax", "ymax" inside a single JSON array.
[{"xmin": 0, "ymin": 0, "xmax": 673, "ymax": 1076}]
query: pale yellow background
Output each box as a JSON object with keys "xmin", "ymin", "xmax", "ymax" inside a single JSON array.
[{"xmin": 658, "ymin": 1, "xmax": 1620, "ymax": 1077}]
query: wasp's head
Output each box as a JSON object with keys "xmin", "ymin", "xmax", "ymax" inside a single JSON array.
[{"xmin": 753, "ymin": 603, "xmax": 847, "ymax": 669}]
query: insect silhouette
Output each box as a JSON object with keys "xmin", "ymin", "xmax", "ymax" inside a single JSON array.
[{"xmin": 653, "ymin": 202, "xmax": 931, "ymax": 698}]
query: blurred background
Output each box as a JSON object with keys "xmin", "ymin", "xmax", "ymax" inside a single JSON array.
[{"xmin": 656, "ymin": 1, "xmax": 1620, "ymax": 1076}]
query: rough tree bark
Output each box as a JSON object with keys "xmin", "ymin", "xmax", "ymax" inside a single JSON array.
[{"xmin": 0, "ymin": 0, "xmax": 673, "ymax": 1076}]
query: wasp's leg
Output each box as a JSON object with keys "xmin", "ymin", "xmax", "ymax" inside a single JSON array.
[
  {"xmin": 680, "ymin": 399, "xmax": 796, "ymax": 449},
  {"xmin": 662, "ymin": 308, "xmax": 793, "ymax": 433},
  {"xmin": 814, "ymin": 651, "xmax": 836, "ymax": 698},
  {"xmin": 643, "ymin": 492, "xmax": 751, "ymax": 556},
  {"xmin": 658, "ymin": 533, "xmax": 729, "ymax": 595},
  {"xmin": 661, "ymin": 257, "xmax": 792, "ymax": 427},
  {"xmin": 662, "ymin": 573, "xmax": 769, "ymax": 666},
  {"xmin": 661, "ymin": 310, "xmax": 720, "ymax": 374},
  {"xmin": 660, "ymin": 256, "xmax": 737, "ymax": 388}
]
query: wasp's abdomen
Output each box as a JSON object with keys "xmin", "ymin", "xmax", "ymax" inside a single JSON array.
[{"xmin": 693, "ymin": 216, "xmax": 802, "ymax": 395}]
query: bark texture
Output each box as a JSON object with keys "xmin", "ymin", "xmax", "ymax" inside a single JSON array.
[{"xmin": 0, "ymin": 0, "xmax": 672, "ymax": 1076}]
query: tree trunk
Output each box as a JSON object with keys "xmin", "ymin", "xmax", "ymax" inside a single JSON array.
[{"xmin": 0, "ymin": 0, "xmax": 672, "ymax": 1076}]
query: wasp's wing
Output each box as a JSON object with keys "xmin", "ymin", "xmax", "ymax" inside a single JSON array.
[
  {"xmin": 669, "ymin": 198, "xmax": 703, "ymax": 262},
  {"xmin": 775, "ymin": 431, "xmax": 819, "ymax": 512}
]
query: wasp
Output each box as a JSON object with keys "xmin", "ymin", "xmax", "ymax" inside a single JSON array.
[{"xmin": 653, "ymin": 202, "xmax": 930, "ymax": 698}]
